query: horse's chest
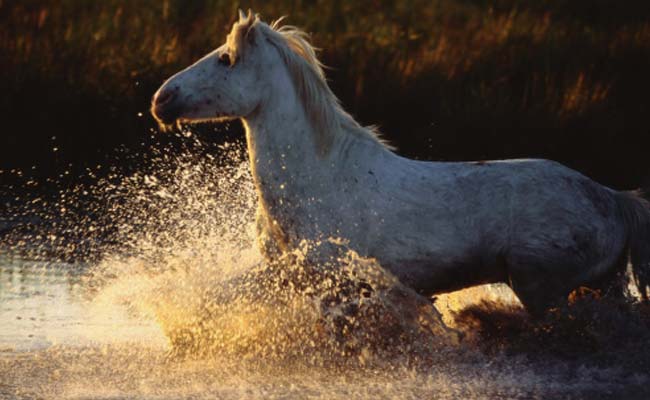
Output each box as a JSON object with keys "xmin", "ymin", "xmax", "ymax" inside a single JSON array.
[{"xmin": 259, "ymin": 193, "xmax": 328, "ymax": 243}]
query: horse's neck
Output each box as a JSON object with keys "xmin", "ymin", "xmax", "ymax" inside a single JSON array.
[
  {"xmin": 241, "ymin": 68, "xmax": 390, "ymax": 219},
  {"xmin": 242, "ymin": 86, "xmax": 325, "ymax": 200}
]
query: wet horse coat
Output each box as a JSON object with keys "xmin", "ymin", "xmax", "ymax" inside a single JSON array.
[{"xmin": 152, "ymin": 11, "xmax": 650, "ymax": 314}]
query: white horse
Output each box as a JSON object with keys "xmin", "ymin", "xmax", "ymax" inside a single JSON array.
[{"xmin": 152, "ymin": 11, "xmax": 650, "ymax": 315}]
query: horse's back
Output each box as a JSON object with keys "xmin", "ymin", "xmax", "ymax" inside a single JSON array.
[
  {"xmin": 469, "ymin": 159, "xmax": 627, "ymax": 312},
  {"xmin": 393, "ymin": 157, "xmax": 623, "ymax": 249},
  {"xmin": 496, "ymin": 159, "xmax": 624, "ymax": 254},
  {"xmin": 460, "ymin": 158, "xmax": 625, "ymax": 266},
  {"xmin": 370, "ymin": 156, "xmax": 627, "ymax": 305}
]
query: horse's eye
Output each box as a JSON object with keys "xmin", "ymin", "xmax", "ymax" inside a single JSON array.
[{"xmin": 218, "ymin": 52, "xmax": 232, "ymax": 66}]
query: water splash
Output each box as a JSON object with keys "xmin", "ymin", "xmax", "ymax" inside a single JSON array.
[
  {"xmin": 4, "ymin": 136, "xmax": 459, "ymax": 359},
  {"xmin": 67, "ymin": 138, "xmax": 461, "ymax": 367}
]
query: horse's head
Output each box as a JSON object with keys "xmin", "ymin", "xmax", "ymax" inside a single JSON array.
[
  {"xmin": 152, "ymin": 11, "xmax": 387, "ymax": 153},
  {"xmin": 151, "ymin": 10, "xmax": 273, "ymax": 127}
]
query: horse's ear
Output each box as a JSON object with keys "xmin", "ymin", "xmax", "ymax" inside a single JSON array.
[
  {"xmin": 244, "ymin": 23, "xmax": 257, "ymax": 46},
  {"xmin": 243, "ymin": 12, "xmax": 260, "ymax": 46},
  {"xmin": 238, "ymin": 8, "xmax": 254, "ymax": 23},
  {"xmin": 234, "ymin": 9, "xmax": 259, "ymax": 47}
]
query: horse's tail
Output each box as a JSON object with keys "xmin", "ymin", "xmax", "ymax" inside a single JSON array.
[{"xmin": 617, "ymin": 190, "xmax": 650, "ymax": 300}]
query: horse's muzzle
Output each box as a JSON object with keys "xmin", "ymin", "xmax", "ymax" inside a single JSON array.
[{"xmin": 151, "ymin": 86, "xmax": 183, "ymax": 124}]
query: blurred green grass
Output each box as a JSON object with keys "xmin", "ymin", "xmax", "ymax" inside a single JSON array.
[{"xmin": 1, "ymin": 0, "xmax": 650, "ymax": 188}]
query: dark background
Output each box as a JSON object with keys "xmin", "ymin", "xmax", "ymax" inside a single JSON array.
[{"xmin": 2, "ymin": 0, "xmax": 650, "ymax": 197}]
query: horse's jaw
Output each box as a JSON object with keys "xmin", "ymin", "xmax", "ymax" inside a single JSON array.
[{"xmin": 153, "ymin": 111, "xmax": 241, "ymax": 133}]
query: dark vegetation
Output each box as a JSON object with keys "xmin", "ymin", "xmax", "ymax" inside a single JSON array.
[{"xmin": 1, "ymin": 0, "xmax": 650, "ymax": 194}]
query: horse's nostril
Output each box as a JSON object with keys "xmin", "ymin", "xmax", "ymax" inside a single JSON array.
[{"xmin": 155, "ymin": 87, "xmax": 178, "ymax": 106}]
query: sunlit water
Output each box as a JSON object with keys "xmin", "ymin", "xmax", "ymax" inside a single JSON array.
[{"xmin": 1, "ymin": 139, "xmax": 648, "ymax": 399}]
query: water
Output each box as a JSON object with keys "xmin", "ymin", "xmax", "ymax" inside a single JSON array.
[
  {"xmin": 0, "ymin": 258, "xmax": 166, "ymax": 352},
  {"xmin": 1, "ymin": 139, "xmax": 649, "ymax": 399},
  {"xmin": 2, "ymin": 261, "xmax": 646, "ymax": 399}
]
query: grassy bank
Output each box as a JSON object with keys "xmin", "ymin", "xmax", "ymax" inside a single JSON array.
[{"xmin": 1, "ymin": 0, "xmax": 650, "ymax": 188}]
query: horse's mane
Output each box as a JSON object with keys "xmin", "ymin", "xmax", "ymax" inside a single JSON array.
[{"xmin": 229, "ymin": 11, "xmax": 392, "ymax": 155}]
